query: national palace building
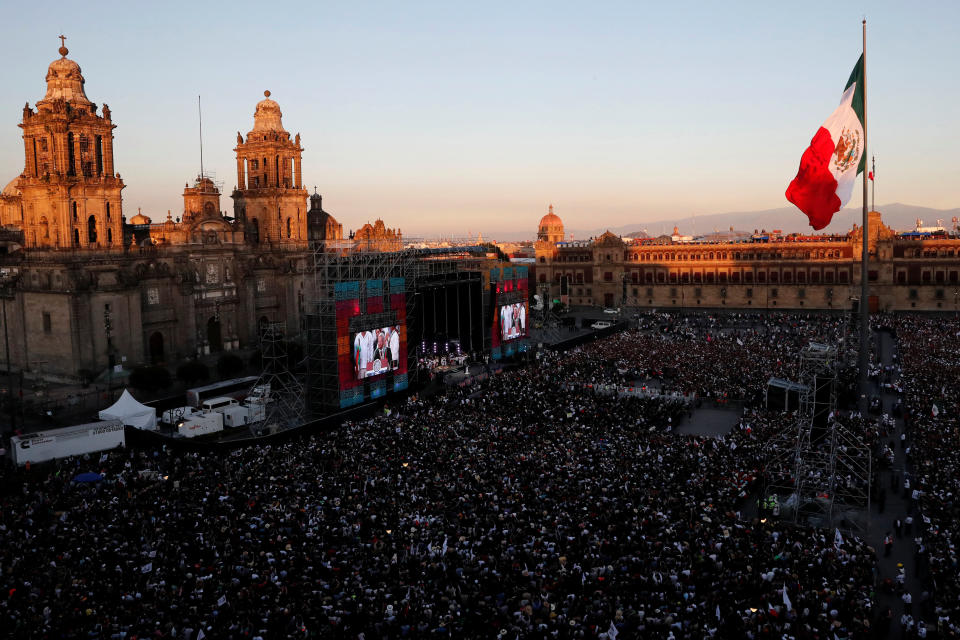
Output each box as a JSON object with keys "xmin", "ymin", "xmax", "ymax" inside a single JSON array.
[
  {"xmin": 533, "ymin": 205, "xmax": 960, "ymax": 313},
  {"xmin": 0, "ymin": 42, "xmax": 364, "ymax": 378}
]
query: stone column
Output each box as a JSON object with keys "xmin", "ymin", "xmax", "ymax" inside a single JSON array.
[
  {"xmin": 23, "ymin": 136, "xmax": 36, "ymax": 177},
  {"xmin": 294, "ymin": 157, "xmax": 302, "ymax": 189},
  {"xmin": 54, "ymin": 132, "xmax": 67, "ymax": 175},
  {"xmin": 103, "ymin": 134, "xmax": 115, "ymax": 176},
  {"xmin": 73, "ymin": 135, "xmax": 83, "ymax": 177}
]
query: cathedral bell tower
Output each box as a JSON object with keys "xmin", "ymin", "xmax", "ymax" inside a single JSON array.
[
  {"xmin": 231, "ymin": 91, "xmax": 308, "ymax": 247},
  {"xmin": 17, "ymin": 37, "xmax": 124, "ymax": 249}
]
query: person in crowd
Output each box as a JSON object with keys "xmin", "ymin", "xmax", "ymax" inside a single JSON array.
[{"xmin": 6, "ymin": 311, "xmax": 957, "ymax": 639}]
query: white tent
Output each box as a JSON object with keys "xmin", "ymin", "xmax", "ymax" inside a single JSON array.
[{"xmin": 99, "ymin": 389, "xmax": 157, "ymax": 431}]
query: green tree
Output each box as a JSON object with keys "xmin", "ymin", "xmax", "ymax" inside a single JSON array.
[
  {"xmin": 176, "ymin": 360, "xmax": 209, "ymax": 386},
  {"xmin": 217, "ymin": 353, "xmax": 245, "ymax": 379},
  {"xmin": 129, "ymin": 366, "xmax": 172, "ymax": 392}
]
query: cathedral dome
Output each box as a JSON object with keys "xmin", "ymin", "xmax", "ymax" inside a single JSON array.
[
  {"xmin": 539, "ymin": 209, "xmax": 563, "ymax": 230},
  {"xmin": 2, "ymin": 177, "xmax": 21, "ymax": 198},
  {"xmin": 39, "ymin": 43, "xmax": 92, "ymax": 108},
  {"xmin": 129, "ymin": 212, "xmax": 152, "ymax": 225},
  {"xmin": 537, "ymin": 204, "xmax": 564, "ymax": 242},
  {"xmin": 251, "ymin": 90, "xmax": 285, "ymax": 132}
]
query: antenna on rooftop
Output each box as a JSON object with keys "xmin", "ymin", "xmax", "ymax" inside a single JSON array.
[{"xmin": 198, "ymin": 95, "xmax": 204, "ymax": 179}]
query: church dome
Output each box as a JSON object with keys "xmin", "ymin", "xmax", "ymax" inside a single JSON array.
[
  {"xmin": 2, "ymin": 177, "xmax": 21, "ymax": 198},
  {"xmin": 539, "ymin": 209, "xmax": 563, "ymax": 230},
  {"xmin": 129, "ymin": 212, "xmax": 152, "ymax": 225},
  {"xmin": 39, "ymin": 42, "xmax": 92, "ymax": 108},
  {"xmin": 537, "ymin": 204, "xmax": 565, "ymax": 242},
  {"xmin": 251, "ymin": 90, "xmax": 285, "ymax": 132}
]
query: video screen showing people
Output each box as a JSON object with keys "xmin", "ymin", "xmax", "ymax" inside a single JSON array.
[
  {"xmin": 499, "ymin": 302, "xmax": 527, "ymax": 341},
  {"xmin": 353, "ymin": 326, "xmax": 402, "ymax": 380}
]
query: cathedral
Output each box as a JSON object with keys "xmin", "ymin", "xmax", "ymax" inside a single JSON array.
[{"xmin": 0, "ymin": 42, "xmax": 356, "ymax": 378}]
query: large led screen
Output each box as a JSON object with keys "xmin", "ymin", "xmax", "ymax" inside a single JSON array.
[
  {"xmin": 352, "ymin": 326, "xmax": 402, "ymax": 380},
  {"xmin": 499, "ymin": 302, "xmax": 528, "ymax": 342}
]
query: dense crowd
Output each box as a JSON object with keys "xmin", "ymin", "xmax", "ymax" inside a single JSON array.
[
  {"xmin": 887, "ymin": 314, "xmax": 960, "ymax": 635},
  {"xmin": 0, "ymin": 311, "xmax": 905, "ymax": 639},
  {"xmin": 563, "ymin": 312, "xmax": 851, "ymax": 402}
]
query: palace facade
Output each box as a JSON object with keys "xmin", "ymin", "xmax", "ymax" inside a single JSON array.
[
  {"xmin": 534, "ymin": 206, "xmax": 960, "ymax": 313},
  {"xmin": 0, "ymin": 43, "xmax": 352, "ymax": 378}
]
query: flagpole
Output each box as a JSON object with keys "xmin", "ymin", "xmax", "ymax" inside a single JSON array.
[{"xmin": 858, "ymin": 18, "xmax": 870, "ymax": 414}]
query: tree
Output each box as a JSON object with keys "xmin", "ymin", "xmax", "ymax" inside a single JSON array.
[
  {"xmin": 217, "ymin": 353, "xmax": 244, "ymax": 379},
  {"xmin": 176, "ymin": 360, "xmax": 209, "ymax": 386},
  {"xmin": 129, "ymin": 366, "xmax": 172, "ymax": 392}
]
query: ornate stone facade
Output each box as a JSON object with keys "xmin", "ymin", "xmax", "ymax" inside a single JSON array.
[
  {"xmin": 0, "ymin": 43, "xmax": 311, "ymax": 378},
  {"xmin": 6, "ymin": 42, "xmax": 124, "ymax": 250},
  {"xmin": 534, "ymin": 208, "xmax": 960, "ymax": 313},
  {"xmin": 231, "ymin": 91, "xmax": 308, "ymax": 247},
  {"xmin": 352, "ymin": 219, "xmax": 402, "ymax": 252},
  {"xmin": 306, "ymin": 191, "xmax": 343, "ymax": 246}
]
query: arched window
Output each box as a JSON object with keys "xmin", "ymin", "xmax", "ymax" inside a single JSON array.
[
  {"xmin": 72, "ymin": 202, "xmax": 78, "ymax": 221},
  {"xmin": 107, "ymin": 228, "xmax": 113, "ymax": 243},
  {"xmin": 73, "ymin": 228, "xmax": 80, "ymax": 246},
  {"xmin": 87, "ymin": 215, "xmax": 97, "ymax": 244},
  {"xmin": 105, "ymin": 202, "xmax": 111, "ymax": 220},
  {"xmin": 249, "ymin": 218, "xmax": 260, "ymax": 243},
  {"xmin": 286, "ymin": 217, "xmax": 292, "ymax": 238}
]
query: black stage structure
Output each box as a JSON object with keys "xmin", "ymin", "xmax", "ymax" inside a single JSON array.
[{"xmin": 304, "ymin": 245, "xmax": 494, "ymax": 417}]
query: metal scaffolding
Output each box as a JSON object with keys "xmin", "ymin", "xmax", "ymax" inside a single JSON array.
[
  {"xmin": 760, "ymin": 341, "xmax": 872, "ymax": 536},
  {"xmin": 304, "ymin": 244, "xmax": 493, "ymax": 418},
  {"xmin": 249, "ymin": 321, "xmax": 306, "ymax": 435}
]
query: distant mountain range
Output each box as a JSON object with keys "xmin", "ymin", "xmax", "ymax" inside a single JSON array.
[{"xmin": 565, "ymin": 203, "xmax": 960, "ymax": 241}]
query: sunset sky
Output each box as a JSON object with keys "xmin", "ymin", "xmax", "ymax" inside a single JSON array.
[{"xmin": 1, "ymin": 1, "xmax": 957, "ymax": 238}]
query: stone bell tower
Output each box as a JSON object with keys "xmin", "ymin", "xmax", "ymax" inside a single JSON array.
[
  {"xmin": 231, "ymin": 91, "xmax": 308, "ymax": 247},
  {"xmin": 17, "ymin": 37, "xmax": 124, "ymax": 249}
]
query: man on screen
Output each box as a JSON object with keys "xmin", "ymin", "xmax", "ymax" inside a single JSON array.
[
  {"xmin": 390, "ymin": 326, "xmax": 400, "ymax": 369},
  {"xmin": 501, "ymin": 306, "xmax": 513, "ymax": 341},
  {"xmin": 517, "ymin": 303, "xmax": 525, "ymax": 336},
  {"xmin": 372, "ymin": 329, "xmax": 389, "ymax": 375},
  {"xmin": 354, "ymin": 331, "xmax": 370, "ymax": 378}
]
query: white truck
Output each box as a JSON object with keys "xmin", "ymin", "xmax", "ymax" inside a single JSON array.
[
  {"xmin": 161, "ymin": 406, "xmax": 198, "ymax": 426},
  {"xmin": 201, "ymin": 396, "xmax": 240, "ymax": 413},
  {"xmin": 177, "ymin": 411, "xmax": 224, "ymax": 438},
  {"xmin": 222, "ymin": 398, "xmax": 269, "ymax": 428},
  {"xmin": 221, "ymin": 405, "xmax": 250, "ymax": 428},
  {"xmin": 10, "ymin": 420, "xmax": 124, "ymax": 465}
]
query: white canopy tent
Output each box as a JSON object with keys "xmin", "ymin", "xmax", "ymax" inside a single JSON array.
[{"xmin": 99, "ymin": 389, "xmax": 157, "ymax": 431}]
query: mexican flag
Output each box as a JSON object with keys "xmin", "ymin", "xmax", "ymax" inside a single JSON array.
[{"xmin": 786, "ymin": 55, "xmax": 865, "ymax": 230}]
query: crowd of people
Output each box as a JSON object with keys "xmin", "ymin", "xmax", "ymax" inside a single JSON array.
[
  {"xmin": 0, "ymin": 310, "xmax": 939, "ymax": 639},
  {"xmin": 565, "ymin": 312, "xmax": 850, "ymax": 403},
  {"xmin": 886, "ymin": 314, "xmax": 960, "ymax": 635}
]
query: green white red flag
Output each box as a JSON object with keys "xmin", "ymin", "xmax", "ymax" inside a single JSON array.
[{"xmin": 786, "ymin": 55, "xmax": 865, "ymax": 230}]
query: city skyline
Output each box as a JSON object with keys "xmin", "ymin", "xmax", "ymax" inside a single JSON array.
[{"xmin": 1, "ymin": 1, "xmax": 957, "ymax": 237}]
